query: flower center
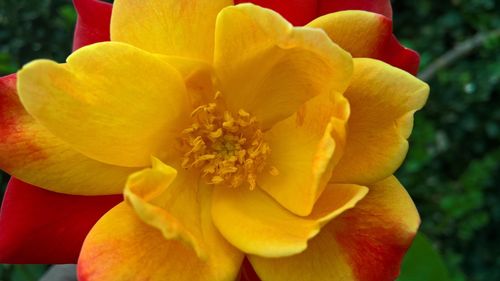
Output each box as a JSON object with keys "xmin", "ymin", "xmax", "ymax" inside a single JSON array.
[{"xmin": 180, "ymin": 102, "xmax": 277, "ymax": 189}]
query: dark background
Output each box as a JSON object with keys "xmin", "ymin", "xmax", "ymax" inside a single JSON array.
[{"xmin": 0, "ymin": 0, "xmax": 499, "ymax": 280}]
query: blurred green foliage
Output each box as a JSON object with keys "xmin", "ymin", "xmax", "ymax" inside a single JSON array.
[
  {"xmin": 0, "ymin": 0, "xmax": 75, "ymax": 71},
  {"xmin": 398, "ymin": 234, "xmax": 451, "ymax": 281},
  {"xmin": 1, "ymin": 264, "xmax": 48, "ymax": 281},
  {"xmin": 0, "ymin": 0, "xmax": 498, "ymax": 281},
  {"xmin": 393, "ymin": 0, "xmax": 500, "ymax": 280}
]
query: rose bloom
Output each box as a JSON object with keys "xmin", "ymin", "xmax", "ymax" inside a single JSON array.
[{"xmin": 0, "ymin": 0, "xmax": 429, "ymax": 281}]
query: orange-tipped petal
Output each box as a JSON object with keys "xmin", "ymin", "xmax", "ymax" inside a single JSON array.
[
  {"xmin": 249, "ymin": 176, "xmax": 420, "ymax": 281},
  {"xmin": 17, "ymin": 42, "xmax": 190, "ymax": 168},
  {"xmin": 78, "ymin": 203, "xmax": 243, "ymax": 281},
  {"xmin": 0, "ymin": 74, "xmax": 136, "ymax": 195},
  {"xmin": 308, "ymin": 10, "xmax": 419, "ymax": 75}
]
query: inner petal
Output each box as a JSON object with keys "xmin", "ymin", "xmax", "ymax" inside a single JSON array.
[
  {"xmin": 179, "ymin": 99, "xmax": 277, "ymax": 190},
  {"xmin": 214, "ymin": 4, "xmax": 353, "ymax": 129}
]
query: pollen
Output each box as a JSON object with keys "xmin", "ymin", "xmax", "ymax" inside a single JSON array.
[{"xmin": 180, "ymin": 101, "xmax": 276, "ymax": 189}]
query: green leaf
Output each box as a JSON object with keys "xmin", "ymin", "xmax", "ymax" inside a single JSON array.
[
  {"xmin": 398, "ymin": 233, "xmax": 451, "ymax": 281},
  {"xmin": 11, "ymin": 264, "xmax": 48, "ymax": 281}
]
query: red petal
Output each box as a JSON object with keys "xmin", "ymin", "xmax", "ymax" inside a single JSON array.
[
  {"xmin": 318, "ymin": 0, "xmax": 392, "ymax": 18},
  {"xmin": 0, "ymin": 178, "xmax": 122, "ymax": 264},
  {"xmin": 72, "ymin": 0, "xmax": 112, "ymax": 51},
  {"xmin": 235, "ymin": 0, "xmax": 318, "ymax": 26},
  {"xmin": 239, "ymin": 258, "xmax": 261, "ymax": 281},
  {"xmin": 381, "ymin": 33, "xmax": 420, "ymax": 75}
]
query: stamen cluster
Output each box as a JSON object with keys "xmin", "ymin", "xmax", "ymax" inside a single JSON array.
[{"xmin": 180, "ymin": 102, "xmax": 277, "ymax": 189}]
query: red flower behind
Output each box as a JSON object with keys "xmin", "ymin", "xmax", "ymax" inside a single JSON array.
[
  {"xmin": 0, "ymin": 179, "xmax": 121, "ymax": 263},
  {"xmin": 72, "ymin": 0, "xmax": 112, "ymax": 51}
]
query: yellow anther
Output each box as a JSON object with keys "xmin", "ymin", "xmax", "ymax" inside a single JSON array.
[
  {"xmin": 190, "ymin": 136, "xmax": 205, "ymax": 152},
  {"xmin": 220, "ymin": 166, "xmax": 238, "ymax": 175},
  {"xmin": 222, "ymin": 121, "xmax": 233, "ymax": 129},
  {"xmin": 180, "ymin": 102, "xmax": 273, "ymax": 189},
  {"xmin": 244, "ymin": 159, "xmax": 254, "ymax": 169},
  {"xmin": 202, "ymin": 164, "xmax": 216, "ymax": 175},
  {"xmin": 238, "ymin": 109, "xmax": 250, "ymax": 118},
  {"xmin": 231, "ymin": 176, "xmax": 244, "ymax": 188},
  {"xmin": 191, "ymin": 154, "xmax": 216, "ymax": 167},
  {"xmin": 211, "ymin": 176, "xmax": 224, "ymax": 184},
  {"xmin": 181, "ymin": 158, "xmax": 191, "ymax": 169},
  {"xmin": 269, "ymin": 166, "xmax": 280, "ymax": 176},
  {"xmin": 209, "ymin": 128, "xmax": 223, "ymax": 139},
  {"xmin": 182, "ymin": 127, "xmax": 195, "ymax": 134},
  {"xmin": 190, "ymin": 105, "xmax": 206, "ymax": 117},
  {"xmin": 223, "ymin": 111, "xmax": 234, "ymax": 122},
  {"xmin": 248, "ymin": 174, "xmax": 256, "ymax": 190},
  {"xmin": 227, "ymin": 155, "xmax": 238, "ymax": 162}
]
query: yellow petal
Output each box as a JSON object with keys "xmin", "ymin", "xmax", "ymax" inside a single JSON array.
[
  {"xmin": 211, "ymin": 183, "xmax": 367, "ymax": 257},
  {"xmin": 249, "ymin": 176, "xmax": 420, "ymax": 281},
  {"xmin": 0, "ymin": 74, "xmax": 135, "ymax": 195},
  {"xmin": 78, "ymin": 203, "xmax": 243, "ymax": 281},
  {"xmin": 162, "ymin": 56, "xmax": 216, "ymax": 108},
  {"xmin": 124, "ymin": 158, "xmax": 244, "ymax": 262},
  {"xmin": 331, "ymin": 58, "xmax": 429, "ymax": 184},
  {"xmin": 308, "ymin": 183, "xmax": 368, "ymax": 226},
  {"xmin": 251, "ymin": 229, "xmax": 355, "ymax": 281},
  {"xmin": 124, "ymin": 159, "xmax": 205, "ymax": 257},
  {"xmin": 214, "ymin": 4, "xmax": 352, "ymax": 129},
  {"xmin": 111, "ymin": 0, "xmax": 232, "ymax": 61},
  {"xmin": 258, "ymin": 92, "xmax": 350, "ymax": 216},
  {"xmin": 17, "ymin": 42, "xmax": 190, "ymax": 168}
]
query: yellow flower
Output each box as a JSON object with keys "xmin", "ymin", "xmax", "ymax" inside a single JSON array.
[{"xmin": 4, "ymin": 0, "xmax": 429, "ymax": 280}]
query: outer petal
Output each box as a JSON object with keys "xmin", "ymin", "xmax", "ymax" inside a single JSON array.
[
  {"xmin": 249, "ymin": 176, "xmax": 420, "ymax": 281},
  {"xmin": 308, "ymin": 10, "xmax": 419, "ymax": 75},
  {"xmin": 331, "ymin": 58, "xmax": 429, "ymax": 185},
  {"xmin": 17, "ymin": 42, "xmax": 190, "ymax": 168},
  {"xmin": 73, "ymin": 0, "xmax": 112, "ymax": 51},
  {"xmin": 214, "ymin": 4, "xmax": 352, "ymax": 129},
  {"xmin": 0, "ymin": 74, "xmax": 136, "ymax": 195},
  {"xmin": 78, "ymin": 203, "xmax": 243, "ymax": 281},
  {"xmin": 211, "ymin": 183, "xmax": 367, "ymax": 257},
  {"xmin": 317, "ymin": 0, "xmax": 392, "ymax": 19},
  {"xmin": 0, "ymin": 178, "xmax": 121, "ymax": 264},
  {"xmin": 258, "ymin": 93, "xmax": 350, "ymax": 216},
  {"xmin": 111, "ymin": 0, "xmax": 232, "ymax": 61},
  {"xmin": 234, "ymin": 0, "xmax": 317, "ymax": 26}
]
